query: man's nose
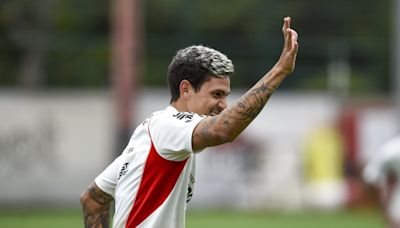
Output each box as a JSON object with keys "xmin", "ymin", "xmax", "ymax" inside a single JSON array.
[{"xmin": 218, "ymin": 99, "xmax": 227, "ymax": 110}]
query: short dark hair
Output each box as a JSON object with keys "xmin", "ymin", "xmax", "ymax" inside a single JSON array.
[{"xmin": 167, "ymin": 45, "xmax": 234, "ymax": 103}]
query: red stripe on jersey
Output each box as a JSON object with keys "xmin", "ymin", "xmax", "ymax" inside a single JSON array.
[{"xmin": 126, "ymin": 142, "xmax": 188, "ymax": 227}]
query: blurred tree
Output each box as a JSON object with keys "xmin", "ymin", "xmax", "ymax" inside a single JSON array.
[
  {"xmin": 0, "ymin": 0, "xmax": 391, "ymax": 95},
  {"xmin": 0, "ymin": 0, "xmax": 54, "ymax": 88},
  {"xmin": 0, "ymin": 0, "xmax": 109, "ymax": 88},
  {"xmin": 45, "ymin": 0, "xmax": 110, "ymax": 87},
  {"xmin": 144, "ymin": 0, "xmax": 390, "ymax": 94}
]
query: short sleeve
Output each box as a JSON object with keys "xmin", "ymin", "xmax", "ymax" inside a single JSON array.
[
  {"xmin": 95, "ymin": 155, "xmax": 123, "ymax": 197},
  {"xmin": 362, "ymin": 159, "xmax": 383, "ymax": 185},
  {"xmin": 149, "ymin": 110, "xmax": 204, "ymax": 161},
  {"xmin": 362, "ymin": 142, "xmax": 391, "ymax": 185},
  {"xmin": 363, "ymin": 136, "xmax": 400, "ymax": 186}
]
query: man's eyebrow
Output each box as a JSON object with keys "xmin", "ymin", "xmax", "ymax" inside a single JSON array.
[{"xmin": 212, "ymin": 89, "xmax": 230, "ymax": 96}]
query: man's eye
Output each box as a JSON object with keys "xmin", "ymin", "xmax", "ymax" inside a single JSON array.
[{"xmin": 213, "ymin": 93, "xmax": 222, "ymax": 98}]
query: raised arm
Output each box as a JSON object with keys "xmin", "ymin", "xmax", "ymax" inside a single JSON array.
[
  {"xmin": 192, "ymin": 17, "xmax": 298, "ymax": 151},
  {"xmin": 80, "ymin": 182, "xmax": 114, "ymax": 228}
]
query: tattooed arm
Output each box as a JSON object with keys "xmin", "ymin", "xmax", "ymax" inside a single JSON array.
[
  {"xmin": 193, "ymin": 17, "xmax": 299, "ymax": 151},
  {"xmin": 80, "ymin": 182, "xmax": 114, "ymax": 228}
]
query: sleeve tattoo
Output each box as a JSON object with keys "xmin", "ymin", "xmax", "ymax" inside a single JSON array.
[
  {"xmin": 193, "ymin": 80, "xmax": 276, "ymax": 149},
  {"xmin": 221, "ymin": 80, "xmax": 276, "ymax": 133},
  {"xmin": 235, "ymin": 81, "xmax": 275, "ymax": 120},
  {"xmin": 82, "ymin": 182, "xmax": 114, "ymax": 228}
]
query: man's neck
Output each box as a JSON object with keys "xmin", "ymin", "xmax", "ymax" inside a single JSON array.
[{"xmin": 170, "ymin": 101, "xmax": 188, "ymax": 113}]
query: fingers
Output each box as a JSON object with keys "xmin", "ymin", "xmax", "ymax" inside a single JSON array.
[
  {"xmin": 282, "ymin": 17, "xmax": 290, "ymax": 49},
  {"xmin": 282, "ymin": 17, "xmax": 298, "ymax": 53},
  {"xmin": 290, "ymin": 28, "xmax": 298, "ymax": 41},
  {"xmin": 277, "ymin": 17, "xmax": 298, "ymax": 74},
  {"xmin": 286, "ymin": 27, "xmax": 293, "ymax": 50},
  {"xmin": 288, "ymin": 29, "xmax": 298, "ymax": 55},
  {"xmin": 291, "ymin": 35, "xmax": 299, "ymax": 55},
  {"xmin": 282, "ymin": 17, "xmax": 291, "ymax": 34}
]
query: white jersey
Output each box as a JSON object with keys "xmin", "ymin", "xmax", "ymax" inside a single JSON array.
[
  {"xmin": 363, "ymin": 135, "xmax": 400, "ymax": 222},
  {"xmin": 363, "ymin": 136, "xmax": 400, "ymax": 184},
  {"xmin": 95, "ymin": 106, "xmax": 204, "ymax": 228}
]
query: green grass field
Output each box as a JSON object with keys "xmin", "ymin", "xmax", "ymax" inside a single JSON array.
[{"xmin": 0, "ymin": 209, "xmax": 384, "ymax": 228}]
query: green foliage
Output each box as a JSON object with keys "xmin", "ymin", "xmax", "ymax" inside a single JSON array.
[
  {"xmin": 143, "ymin": 0, "xmax": 390, "ymax": 94},
  {"xmin": 0, "ymin": 0, "xmax": 391, "ymax": 94},
  {"xmin": 0, "ymin": 0, "xmax": 109, "ymax": 88}
]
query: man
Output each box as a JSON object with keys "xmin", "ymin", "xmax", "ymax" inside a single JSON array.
[
  {"xmin": 80, "ymin": 17, "xmax": 298, "ymax": 228},
  {"xmin": 363, "ymin": 135, "xmax": 400, "ymax": 228}
]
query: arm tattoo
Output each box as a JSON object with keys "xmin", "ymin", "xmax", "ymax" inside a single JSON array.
[
  {"xmin": 193, "ymin": 70, "xmax": 283, "ymax": 150},
  {"xmin": 83, "ymin": 204, "xmax": 110, "ymax": 228},
  {"xmin": 234, "ymin": 82, "xmax": 275, "ymax": 120},
  {"xmin": 235, "ymin": 81, "xmax": 275, "ymax": 120},
  {"xmin": 88, "ymin": 183, "xmax": 113, "ymax": 205},
  {"xmin": 82, "ymin": 183, "xmax": 113, "ymax": 228},
  {"xmin": 194, "ymin": 80, "xmax": 275, "ymax": 148}
]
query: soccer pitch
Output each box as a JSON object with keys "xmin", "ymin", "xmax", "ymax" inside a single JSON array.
[{"xmin": 0, "ymin": 209, "xmax": 384, "ymax": 228}]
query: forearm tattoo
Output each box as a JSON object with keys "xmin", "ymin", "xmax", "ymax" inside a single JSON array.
[
  {"xmin": 215, "ymin": 80, "xmax": 275, "ymax": 136},
  {"xmin": 193, "ymin": 72, "xmax": 282, "ymax": 150},
  {"xmin": 82, "ymin": 183, "xmax": 113, "ymax": 228},
  {"xmin": 235, "ymin": 81, "xmax": 275, "ymax": 120},
  {"xmin": 196, "ymin": 80, "xmax": 275, "ymax": 144},
  {"xmin": 88, "ymin": 183, "xmax": 113, "ymax": 205},
  {"xmin": 83, "ymin": 205, "xmax": 110, "ymax": 228}
]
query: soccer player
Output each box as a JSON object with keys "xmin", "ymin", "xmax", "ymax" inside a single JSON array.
[
  {"xmin": 80, "ymin": 17, "xmax": 298, "ymax": 228},
  {"xmin": 363, "ymin": 135, "xmax": 400, "ymax": 228}
]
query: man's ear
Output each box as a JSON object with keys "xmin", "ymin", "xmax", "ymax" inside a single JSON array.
[{"xmin": 179, "ymin": 80, "xmax": 192, "ymax": 98}]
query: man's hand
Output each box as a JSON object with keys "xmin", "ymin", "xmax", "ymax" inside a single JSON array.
[{"xmin": 276, "ymin": 17, "xmax": 299, "ymax": 75}]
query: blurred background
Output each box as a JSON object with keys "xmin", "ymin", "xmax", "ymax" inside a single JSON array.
[{"xmin": 0, "ymin": 0, "xmax": 399, "ymax": 227}]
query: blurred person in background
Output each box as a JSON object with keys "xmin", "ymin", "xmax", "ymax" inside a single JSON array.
[
  {"xmin": 363, "ymin": 135, "xmax": 400, "ymax": 228},
  {"xmin": 80, "ymin": 17, "xmax": 298, "ymax": 228},
  {"xmin": 302, "ymin": 124, "xmax": 346, "ymax": 210}
]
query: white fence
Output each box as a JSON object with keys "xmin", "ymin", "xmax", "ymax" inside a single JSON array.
[{"xmin": 0, "ymin": 89, "xmax": 397, "ymax": 209}]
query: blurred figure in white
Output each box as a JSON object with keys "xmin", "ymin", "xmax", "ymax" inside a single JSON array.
[{"xmin": 363, "ymin": 135, "xmax": 400, "ymax": 228}]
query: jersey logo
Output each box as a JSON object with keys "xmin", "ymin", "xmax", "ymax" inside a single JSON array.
[
  {"xmin": 173, "ymin": 112, "xmax": 195, "ymax": 123},
  {"xmin": 187, "ymin": 173, "xmax": 195, "ymax": 203},
  {"xmin": 118, "ymin": 162, "xmax": 129, "ymax": 180},
  {"xmin": 186, "ymin": 186, "xmax": 193, "ymax": 203}
]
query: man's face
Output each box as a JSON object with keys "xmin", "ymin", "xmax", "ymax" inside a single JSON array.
[{"xmin": 187, "ymin": 76, "xmax": 230, "ymax": 116}]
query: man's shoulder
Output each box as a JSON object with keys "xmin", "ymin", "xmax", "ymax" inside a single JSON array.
[{"xmin": 151, "ymin": 106, "xmax": 204, "ymax": 123}]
